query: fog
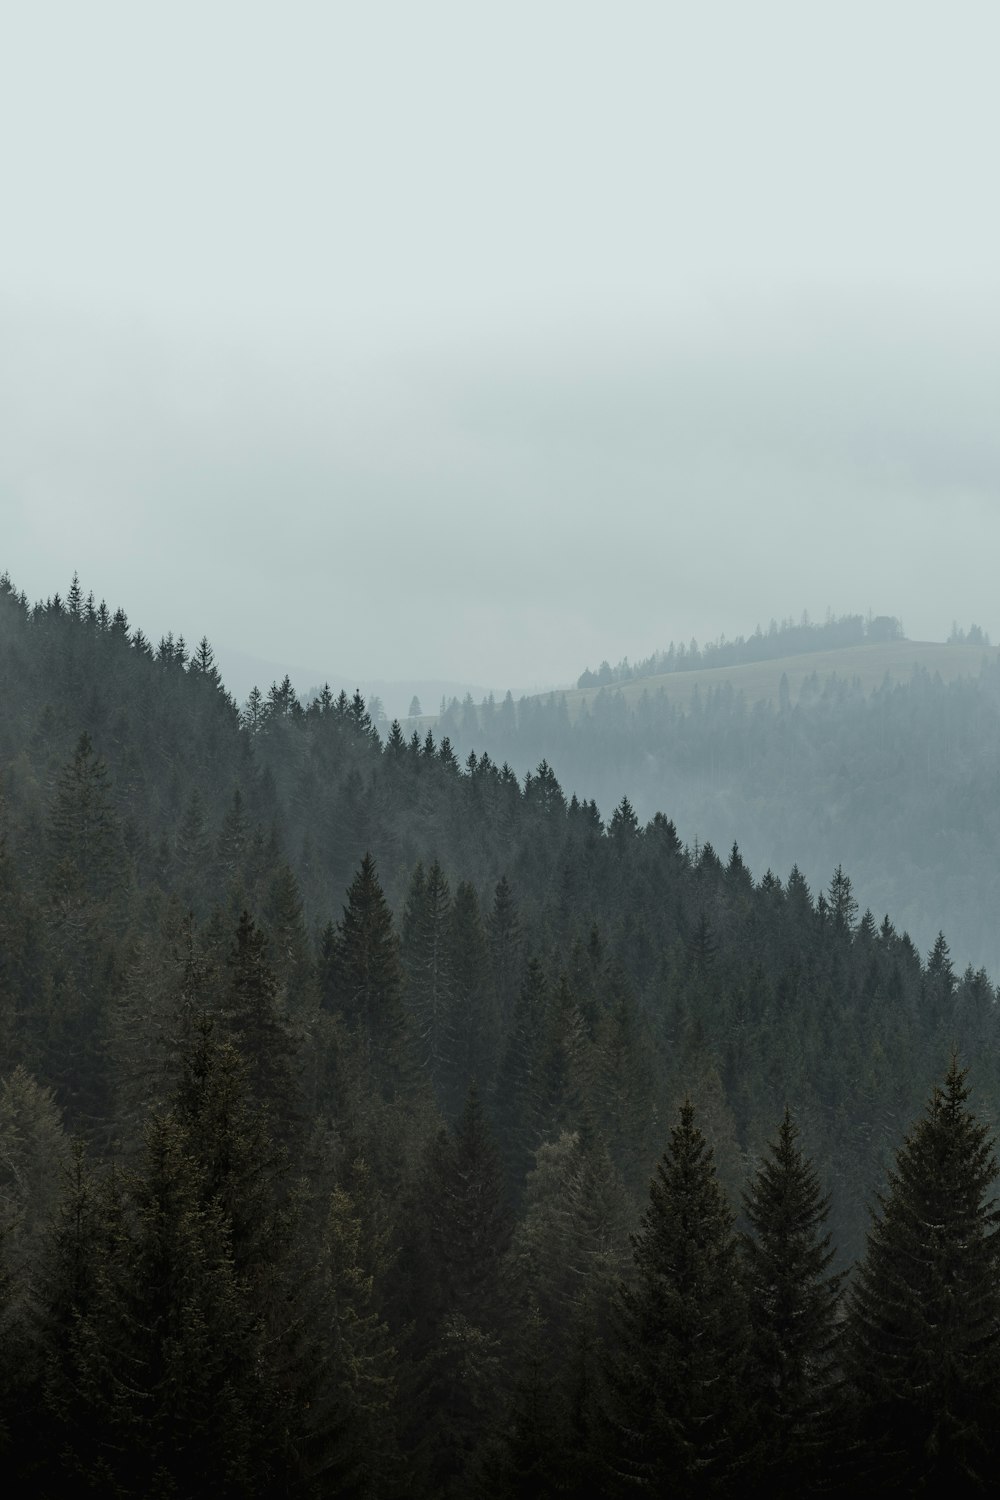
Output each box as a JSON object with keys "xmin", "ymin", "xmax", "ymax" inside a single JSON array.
[{"xmin": 3, "ymin": 3, "xmax": 1000, "ymax": 703}]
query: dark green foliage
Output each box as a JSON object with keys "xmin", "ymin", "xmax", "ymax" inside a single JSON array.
[
  {"xmin": 493, "ymin": 958, "xmax": 549, "ymax": 1192},
  {"xmin": 316, "ymin": 1169, "xmax": 399, "ymax": 1499},
  {"xmin": 34, "ymin": 1147, "xmax": 134, "ymax": 1490},
  {"xmin": 402, "ymin": 860, "xmax": 454, "ymax": 1090},
  {"xmin": 845, "ymin": 1058, "xmax": 1000, "ymax": 1492},
  {"xmin": 223, "ymin": 909, "xmax": 299, "ymax": 1128},
  {"xmin": 427, "ymin": 1085, "xmax": 511, "ymax": 1330},
  {"xmin": 30, "ymin": 1027, "xmax": 322, "ymax": 1495},
  {"xmin": 444, "ymin": 881, "xmax": 495, "ymax": 1115},
  {"xmin": 6, "ymin": 573, "xmax": 1000, "ymax": 1493},
  {"xmin": 487, "ymin": 875, "xmax": 521, "ymax": 1032},
  {"xmin": 174, "ymin": 789, "xmax": 212, "ymax": 916},
  {"xmin": 508, "ymin": 1129, "xmax": 629, "ymax": 1381},
  {"xmin": 328, "ymin": 853, "xmax": 410, "ymax": 1099},
  {"xmin": 477, "ymin": 1304, "xmax": 568, "ymax": 1500},
  {"xmin": 47, "ymin": 732, "xmax": 123, "ymax": 908},
  {"xmin": 401, "ymin": 1088, "xmax": 511, "ymax": 1497},
  {"xmin": 42, "ymin": 733, "xmax": 128, "ymax": 1123},
  {"xmin": 113, "ymin": 1106, "xmax": 277, "ymax": 1495},
  {"xmin": 437, "ymin": 651, "xmax": 1000, "ymax": 978},
  {"xmin": 741, "ymin": 1109, "xmax": 844, "ymax": 1495},
  {"xmin": 606, "ymin": 1100, "xmax": 749, "ymax": 1496}
]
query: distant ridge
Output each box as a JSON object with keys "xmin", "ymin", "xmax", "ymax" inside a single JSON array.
[{"xmin": 557, "ymin": 638, "xmax": 1000, "ymax": 719}]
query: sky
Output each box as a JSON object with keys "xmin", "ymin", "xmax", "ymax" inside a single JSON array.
[{"xmin": 3, "ymin": 2, "xmax": 1000, "ymax": 709}]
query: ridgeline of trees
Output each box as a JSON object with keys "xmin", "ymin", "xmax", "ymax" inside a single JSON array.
[
  {"xmin": 2, "ymin": 572, "xmax": 1000, "ymax": 1494},
  {"xmin": 437, "ymin": 642, "xmax": 1000, "ymax": 977},
  {"xmin": 576, "ymin": 611, "xmax": 908, "ymax": 688}
]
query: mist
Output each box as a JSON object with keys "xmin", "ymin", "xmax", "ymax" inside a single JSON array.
[
  {"xmin": 3, "ymin": 302, "xmax": 1000, "ymax": 705},
  {"xmin": 3, "ymin": 4, "xmax": 1000, "ymax": 700}
]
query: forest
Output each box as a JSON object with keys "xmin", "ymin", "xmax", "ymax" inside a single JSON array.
[
  {"xmin": 436, "ymin": 635, "xmax": 1000, "ymax": 977},
  {"xmin": 574, "ymin": 610, "xmax": 909, "ymax": 686},
  {"xmin": 2, "ymin": 571, "xmax": 1000, "ymax": 1496}
]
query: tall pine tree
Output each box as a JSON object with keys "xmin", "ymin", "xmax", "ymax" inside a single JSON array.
[
  {"xmin": 845, "ymin": 1057, "xmax": 1000, "ymax": 1492},
  {"xmin": 741, "ymin": 1108, "xmax": 843, "ymax": 1496},
  {"xmin": 605, "ymin": 1100, "xmax": 748, "ymax": 1496}
]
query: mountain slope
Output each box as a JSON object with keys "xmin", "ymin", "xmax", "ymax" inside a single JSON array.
[{"xmin": 436, "ymin": 638, "xmax": 1000, "ymax": 974}]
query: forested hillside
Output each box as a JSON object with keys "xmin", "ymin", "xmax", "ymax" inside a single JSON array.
[
  {"xmin": 436, "ymin": 639, "xmax": 1000, "ymax": 975},
  {"xmin": 2, "ymin": 572, "xmax": 1000, "ymax": 1495},
  {"xmin": 575, "ymin": 610, "xmax": 910, "ymax": 686}
]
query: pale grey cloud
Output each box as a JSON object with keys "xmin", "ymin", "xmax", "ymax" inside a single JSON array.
[{"xmin": 2, "ymin": 5, "xmax": 999, "ymax": 699}]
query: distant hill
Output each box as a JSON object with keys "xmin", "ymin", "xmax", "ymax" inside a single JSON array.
[
  {"xmin": 435, "ymin": 635, "xmax": 1000, "ymax": 977},
  {"xmin": 6, "ymin": 572, "xmax": 1000, "ymax": 1487},
  {"xmin": 561, "ymin": 637, "xmax": 999, "ymax": 718}
]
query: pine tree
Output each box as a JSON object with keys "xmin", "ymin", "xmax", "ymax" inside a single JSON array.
[
  {"xmin": 845, "ymin": 1057, "xmax": 1000, "ymax": 1492},
  {"xmin": 488, "ymin": 875, "xmax": 521, "ymax": 1033},
  {"xmin": 174, "ymin": 789, "xmax": 212, "ymax": 915},
  {"xmin": 330, "ymin": 853, "xmax": 410, "ymax": 1099},
  {"xmin": 509, "ymin": 1130, "xmax": 630, "ymax": 1369},
  {"xmin": 44, "ymin": 734, "xmax": 126, "ymax": 1123},
  {"xmin": 478, "ymin": 1302, "xmax": 568, "ymax": 1500},
  {"xmin": 223, "ymin": 909, "xmax": 299, "ymax": 1129},
  {"xmin": 317, "ymin": 1174, "xmax": 399, "ymax": 1498},
  {"xmin": 606, "ymin": 1100, "xmax": 748, "ymax": 1496},
  {"xmin": 401, "ymin": 859, "xmax": 454, "ymax": 1090},
  {"xmin": 494, "ymin": 958, "xmax": 548, "ymax": 1192},
  {"xmin": 119, "ymin": 1107, "xmax": 273, "ymax": 1495},
  {"xmin": 741, "ymin": 1109, "xmax": 843, "ymax": 1495},
  {"xmin": 47, "ymin": 731, "xmax": 122, "ymax": 909},
  {"xmin": 34, "ymin": 1146, "xmax": 133, "ymax": 1489},
  {"xmin": 189, "ymin": 634, "xmax": 222, "ymax": 688},
  {"xmin": 445, "ymin": 881, "xmax": 495, "ymax": 1116},
  {"xmin": 167, "ymin": 1019, "xmax": 330, "ymax": 1490}
]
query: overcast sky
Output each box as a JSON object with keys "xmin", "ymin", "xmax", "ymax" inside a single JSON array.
[{"xmin": 3, "ymin": 2, "xmax": 1000, "ymax": 705}]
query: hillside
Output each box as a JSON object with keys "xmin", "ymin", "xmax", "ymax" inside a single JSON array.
[
  {"xmin": 561, "ymin": 637, "xmax": 999, "ymax": 718},
  {"xmin": 435, "ymin": 637, "xmax": 1000, "ymax": 976},
  {"xmin": 2, "ymin": 572, "xmax": 1000, "ymax": 1492}
]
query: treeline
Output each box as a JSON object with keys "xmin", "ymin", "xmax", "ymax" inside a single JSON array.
[
  {"xmin": 576, "ymin": 610, "xmax": 905, "ymax": 688},
  {"xmin": 437, "ymin": 657, "xmax": 1000, "ymax": 976},
  {"xmin": 2, "ymin": 572, "xmax": 1000, "ymax": 1493},
  {"xmin": 3, "ymin": 1028, "xmax": 998, "ymax": 1495}
]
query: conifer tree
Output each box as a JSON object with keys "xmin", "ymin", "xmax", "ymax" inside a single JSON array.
[
  {"xmin": 44, "ymin": 733, "xmax": 126, "ymax": 1122},
  {"xmin": 174, "ymin": 789, "xmax": 212, "ymax": 915},
  {"xmin": 509, "ymin": 1130, "xmax": 629, "ymax": 1371},
  {"xmin": 478, "ymin": 1302, "xmax": 568, "ymax": 1500},
  {"xmin": 845, "ymin": 1057, "xmax": 1000, "ymax": 1492},
  {"xmin": 494, "ymin": 958, "xmax": 548, "ymax": 1192},
  {"xmin": 741, "ymin": 1108, "xmax": 843, "ymax": 1495},
  {"xmin": 118, "ymin": 1107, "xmax": 274, "ymax": 1495},
  {"xmin": 319, "ymin": 1176, "xmax": 401, "ymax": 1494},
  {"xmin": 427, "ymin": 1084, "xmax": 512, "ymax": 1332},
  {"xmin": 47, "ymin": 731, "xmax": 122, "ymax": 909},
  {"xmin": 444, "ymin": 880, "xmax": 495, "ymax": 1115},
  {"xmin": 403, "ymin": 1088, "xmax": 511, "ymax": 1498},
  {"xmin": 331, "ymin": 853, "xmax": 409, "ymax": 1099},
  {"xmin": 224, "ymin": 909, "xmax": 299, "ymax": 1128},
  {"xmin": 488, "ymin": 875, "xmax": 522, "ymax": 1031},
  {"xmin": 606, "ymin": 1100, "xmax": 748, "ymax": 1496},
  {"xmin": 402, "ymin": 859, "xmax": 454, "ymax": 1089},
  {"xmin": 34, "ymin": 1146, "xmax": 132, "ymax": 1489}
]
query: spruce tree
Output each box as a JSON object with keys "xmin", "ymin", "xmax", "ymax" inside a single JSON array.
[
  {"xmin": 741, "ymin": 1108, "xmax": 843, "ymax": 1495},
  {"xmin": 223, "ymin": 909, "xmax": 299, "ymax": 1129},
  {"xmin": 401, "ymin": 859, "xmax": 454, "ymax": 1090},
  {"xmin": 445, "ymin": 880, "xmax": 495, "ymax": 1116},
  {"xmin": 405, "ymin": 1088, "xmax": 511, "ymax": 1498},
  {"xmin": 845, "ymin": 1057, "xmax": 1000, "ymax": 1492},
  {"xmin": 314, "ymin": 1173, "xmax": 399, "ymax": 1499},
  {"xmin": 330, "ymin": 853, "xmax": 409, "ymax": 1099},
  {"xmin": 606, "ymin": 1100, "xmax": 748, "ymax": 1496}
]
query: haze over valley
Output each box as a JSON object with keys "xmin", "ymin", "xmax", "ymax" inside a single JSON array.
[{"xmin": 4, "ymin": 4, "xmax": 1000, "ymax": 1493}]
